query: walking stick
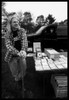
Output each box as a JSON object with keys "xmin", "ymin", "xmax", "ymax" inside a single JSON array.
[{"xmin": 20, "ymin": 56, "xmax": 25, "ymax": 98}]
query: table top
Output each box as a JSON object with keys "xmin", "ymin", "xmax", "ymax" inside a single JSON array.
[{"xmin": 26, "ymin": 51, "xmax": 67, "ymax": 73}]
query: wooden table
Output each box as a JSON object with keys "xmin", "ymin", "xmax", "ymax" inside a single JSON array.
[{"xmin": 26, "ymin": 52, "xmax": 67, "ymax": 98}]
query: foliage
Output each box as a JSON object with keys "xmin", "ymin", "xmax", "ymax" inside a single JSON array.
[
  {"xmin": 45, "ymin": 14, "xmax": 55, "ymax": 24},
  {"xmin": 1, "ymin": 5, "xmax": 67, "ymax": 36},
  {"xmin": 59, "ymin": 19, "xmax": 67, "ymax": 25},
  {"xmin": 2, "ymin": 2, "xmax": 8, "ymax": 16},
  {"xmin": 17, "ymin": 11, "xmax": 23, "ymax": 22},
  {"xmin": 2, "ymin": 2, "xmax": 8, "ymax": 37}
]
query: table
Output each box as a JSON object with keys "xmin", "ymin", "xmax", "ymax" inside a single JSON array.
[{"xmin": 26, "ymin": 52, "xmax": 67, "ymax": 98}]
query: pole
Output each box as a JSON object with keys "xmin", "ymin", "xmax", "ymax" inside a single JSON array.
[
  {"xmin": 21, "ymin": 56, "xmax": 25, "ymax": 98},
  {"xmin": 21, "ymin": 56, "xmax": 27, "ymax": 98}
]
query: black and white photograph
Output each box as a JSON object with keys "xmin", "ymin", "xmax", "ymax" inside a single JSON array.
[{"xmin": 1, "ymin": 1, "xmax": 68, "ymax": 99}]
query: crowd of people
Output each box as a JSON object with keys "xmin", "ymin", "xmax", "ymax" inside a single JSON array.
[{"xmin": 2, "ymin": 12, "xmax": 52, "ymax": 37}]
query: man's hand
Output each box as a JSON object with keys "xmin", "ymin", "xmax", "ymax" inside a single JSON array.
[{"xmin": 18, "ymin": 50, "xmax": 27, "ymax": 58}]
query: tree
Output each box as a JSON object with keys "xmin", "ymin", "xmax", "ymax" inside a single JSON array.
[
  {"xmin": 2, "ymin": 2, "xmax": 8, "ymax": 37},
  {"xmin": 2, "ymin": 2, "xmax": 8, "ymax": 16},
  {"xmin": 45, "ymin": 14, "xmax": 55, "ymax": 24},
  {"xmin": 59, "ymin": 21, "xmax": 64, "ymax": 25},
  {"xmin": 63, "ymin": 19, "xmax": 67, "ymax": 25},
  {"xmin": 17, "ymin": 11, "xmax": 23, "ymax": 23}
]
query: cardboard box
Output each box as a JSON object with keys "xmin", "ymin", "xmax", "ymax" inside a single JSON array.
[
  {"xmin": 44, "ymin": 48, "xmax": 60, "ymax": 59},
  {"xmin": 51, "ymin": 75, "xmax": 67, "ymax": 98}
]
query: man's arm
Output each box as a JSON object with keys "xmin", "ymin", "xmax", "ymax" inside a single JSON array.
[{"xmin": 27, "ymin": 23, "xmax": 57, "ymax": 37}]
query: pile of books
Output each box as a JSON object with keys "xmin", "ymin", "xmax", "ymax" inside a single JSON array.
[
  {"xmin": 34, "ymin": 56, "xmax": 67, "ymax": 71},
  {"xmin": 34, "ymin": 48, "xmax": 67, "ymax": 71},
  {"xmin": 51, "ymin": 75, "xmax": 67, "ymax": 98}
]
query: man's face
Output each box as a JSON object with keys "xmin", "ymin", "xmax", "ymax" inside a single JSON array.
[
  {"xmin": 36, "ymin": 18, "xmax": 44, "ymax": 25},
  {"xmin": 23, "ymin": 14, "xmax": 31, "ymax": 24},
  {"xmin": 11, "ymin": 18, "xmax": 19, "ymax": 30}
]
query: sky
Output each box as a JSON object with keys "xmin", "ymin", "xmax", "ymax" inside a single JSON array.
[{"xmin": 4, "ymin": 2, "xmax": 67, "ymax": 22}]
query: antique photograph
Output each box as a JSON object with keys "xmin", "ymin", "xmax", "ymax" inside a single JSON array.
[{"xmin": 1, "ymin": 1, "xmax": 67, "ymax": 99}]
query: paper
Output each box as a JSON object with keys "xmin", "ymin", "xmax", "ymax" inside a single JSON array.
[
  {"xmin": 47, "ymin": 59, "xmax": 54, "ymax": 63},
  {"xmin": 58, "ymin": 57, "xmax": 67, "ymax": 65},
  {"xmin": 48, "ymin": 63, "xmax": 58, "ymax": 69},
  {"xmin": 35, "ymin": 65, "xmax": 43, "ymax": 71},
  {"xmin": 56, "ymin": 64, "xmax": 65, "ymax": 69},
  {"xmin": 54, "ymin": 61, "xmax": 62, "ymax": 65},
  {"xmin": 35, "ymin": 59, "xmax": 41, "ymax": 63},
  {"xmin": 27, "ymin": 48, "xmax": 32, "ymax": 51},
  {"xmin": 41, "ymin": 59, "xmax": 49, "ymax": 69},
  {"xmin": 33, "ymin": 42, "xmax": 41, "ymax": 52},
  {"xmin": 41, "ymin": 59, "xmax": 48, "ymax": 64},
  {"xmin": 42, "ymin": 53, "xmax": 47, "ymax": 57},
  {"xmin": 60, "ymin": 55, "xmax": 67, "ymax": 60},
  {"xmin": 27, "ymin": 53, "xmax": 34, "ymax": 57},
  {"xmin": 62, "ymin": 63, "xmax": 67, "ymax": 68},
  {"xmin": 42, "ymin": 65, "xmax": 51, "ymax": 70},
  {"xmin": 59, "ymin": 58, "xmax": 66, "ymax": 62}
]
